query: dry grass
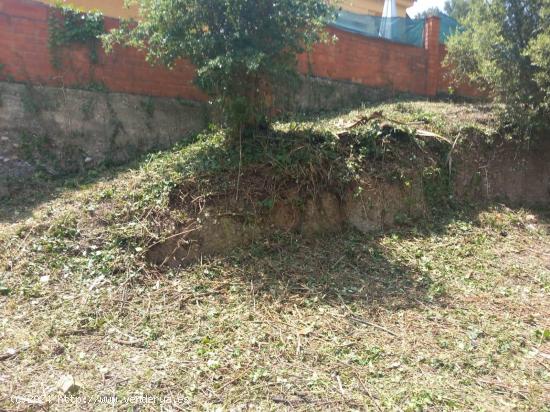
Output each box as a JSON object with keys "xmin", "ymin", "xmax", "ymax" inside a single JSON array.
[
  {"xmin": 1, "ymin": 207, "xmax": 548, "ymax": 410},
  {"xmin": 1, "ymin": 100, "xmax": 549, "ymax": 411}
]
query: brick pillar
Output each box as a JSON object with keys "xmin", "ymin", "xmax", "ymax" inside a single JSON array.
[{"xmin": 424, "ymin": 16, "xmax": 441, "ymax": 97}]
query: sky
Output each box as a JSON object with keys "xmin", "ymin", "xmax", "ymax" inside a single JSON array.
[{"xmin": 406, "ymin": 0, "xmax": 448, "ymax": 17}]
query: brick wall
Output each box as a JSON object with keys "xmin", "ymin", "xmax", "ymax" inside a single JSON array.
[
  {"xmin": 0, "ymin": 0, "xmax": 206, "ymax": 100},
  {"xmin": 298, "ymin": 27, "xmax": 429, "ymax": 96},
  {"xmin": 0, "ymin": 0, "xmax": 477, "ymax": 100}
]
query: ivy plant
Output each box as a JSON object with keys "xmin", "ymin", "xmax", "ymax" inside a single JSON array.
[{"xmin": 48, "ymin": 5, "xmax": 105, "ymax": 69}]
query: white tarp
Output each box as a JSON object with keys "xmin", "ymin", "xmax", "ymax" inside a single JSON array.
[{"xmin": 379, "ymin": 0, "xmax": 397, "ymax": 40}]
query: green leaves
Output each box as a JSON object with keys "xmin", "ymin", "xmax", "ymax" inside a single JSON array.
[
  {"xmin": 444, "ymin": 0, "xmax": 550, "ymax": 139},
  {"xmin": 534, "ymin": 328, "xmax": 550, "ymax": 343},
  {"xmin": 48, "ymin": 5, "xmax": 105, "ymax": 68},
  {"xmin": 526, "ymin": 1, "xmax": 550, "ymax": 113},
  {"xmin": 0, "ymin": 283, "xmax": 10, "ymax": 296},
  {"xmin": 104, "ymin": 0, "xmax": 336, "ymax": 134}
]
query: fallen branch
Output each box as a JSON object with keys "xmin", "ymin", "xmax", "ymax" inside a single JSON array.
[
  {"xmin": 446, "ymin": 134, "xmax": 462, "ymax": 176},
  {"xmin": 337, "ymin": 111, "xmax": 452, "ymax": 145},
  {"xmin": 218, "ymin": 367, "xmax": 251, "ymax": 391},
  {"xmin": 355, "ymin": 372, "xmax": 383, "ymax": 412},
  {"xmin": 147, "ymin": 224, "xmax": 199, "ymax": 249},
  {"xmin": 349, "ymin": 316, "xmax": 398, "ymax": 337},
  {"xmin": 340, "ymin": 110, "xmax": 427, "ymax": 131},
  {"xmin": 415, "ymin": 129, "xmax": 452, "ymax": 144},
  {"xmin": 536, "ymin": 358, "xmax": 550, "ymax": 372},
  {"xmin": 272, "ymin": 396, "xmax": 294, "ymax": 405},
  {"xmin": 343, "ymin": 111, "xmax": 384, "ymax": 130},
  {"xmin": 112, "ymin": 337, "xmax": 145, "ymax": 348},
  {"xmin": 477, "ymin": 379, "xmax": 529, "ymax": 400}
]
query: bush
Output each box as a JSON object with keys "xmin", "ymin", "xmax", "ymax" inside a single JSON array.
[
  {"xmin": 103, "ymin": 0, "xmax": 336, "ymax": 137},
  {"xmin": 527, "ymin": 3, "xmax": 550, "ymax": 117},
  {"xmin": 443, "ymin": 0, "xmax": 470, "ymax": 21},
  {"xmin": 444, "ymin": 0, "xmax": 550, "ymax": 139}
]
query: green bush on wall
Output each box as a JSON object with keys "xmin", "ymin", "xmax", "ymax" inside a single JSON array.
[{"xmin": 48, "ymin": 4, "xmax": 105, "ymax": 69}]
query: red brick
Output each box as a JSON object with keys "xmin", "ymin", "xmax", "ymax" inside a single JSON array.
[{"xmin": 1, "ymin": 0, "xmax": 479, "ymax": 99}]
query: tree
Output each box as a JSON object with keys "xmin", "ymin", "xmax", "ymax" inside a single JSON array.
[
  {"xmin": 103, "ymin": 0, "xmax": 336, "ymax": 136},
  {"xmin": 443, "ymin": 0, "xmax": 470, "ymax": 21},
  {"xmin": 415, "ymin": 7, "xmax": 441, "ymax": 19},
  {"xmin": 445, "ymin": 0, "xmax": 550, "ymax": 138},
  {"xmin": 526, "ymin": 1, "xmax": 550, "ymax": 117}
]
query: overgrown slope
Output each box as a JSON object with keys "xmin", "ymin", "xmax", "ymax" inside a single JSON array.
[{"xmin": 1, "ymin": 100, "xmax": 548, "ymax": 411}]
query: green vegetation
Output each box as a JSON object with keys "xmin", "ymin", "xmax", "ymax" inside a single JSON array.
[
  {"xmin": 5, "ymin": 99, "xmax": 493, "ymax": 220},
  {"xmin": 103, "ymin": 0, "xmax": 336, "ymax": 135},
  {"xmin": 527, "ymin": 1, "xmax": 550, "ymax": 119},
  {"xmin": 48, "ymin": 4, "xmax": 105, "ymax": 69},
  {"xmin": 415, "ymin": 7, "xmax": 441, "ymax": 18},
  {"xmin": 18, "ymin": 131, "xmax": 52, "ymax": 163},
  {"xmin": 80, "ymin": 96, "xmax": 97, "ymax": 121},
  {"xmin": 443, "ymin": 0, "xmax": 471, "ymax": 21},
  {"xmin": 0, "ymin": 62, "xmax": 14, "ymax": 83},
  {"xmin": 20, "ymin": 83, "xmax": 59, "ymax": 115},
  {"xmin": 445, "ymin": 0, "xmax": 550, "ymax": 139},
  {"xmin": 2, "ymin": 204, "xmax": 549, "ymax": 410},
  {"xmin": 1, "ymin": 101, "xmax": 548, "ymax": 410},
  {"xmin": 140, "ymin": 97, "xmax": 156, "ymax": 129}
]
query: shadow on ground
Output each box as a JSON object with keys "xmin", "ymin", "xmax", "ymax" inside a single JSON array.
[
  {"xmin": 180, "ymin": 204, "xmax": 549, "ymax": 315},
  {"xmin": 0, "ymin": 162, "xmax": 140, "ymax": 224},
  {"xmin": 0, "ymin": 95, "xmax": 465, "ymax": 224}
]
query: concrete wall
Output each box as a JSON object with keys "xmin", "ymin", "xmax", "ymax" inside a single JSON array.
[
  {"xmin": 275, "ymin": 75, "xmax": 395, "ymax": 113},
  {"xmin": 0, "ymin": 81, "xmax": 206, "ymax": 198},
  {"xmin": 0, "ymin": 74, "xmax": 393, "ymax": 198}
]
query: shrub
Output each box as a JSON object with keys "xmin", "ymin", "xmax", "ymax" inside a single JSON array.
[
  {"xmin": 103, "ymin": 0, "xmax": 336, "ymax": 137},
  {"xmin": 444, "ymin": 0, "xmax": 550, "ymax": 139},
  {"xmin": 526, "ymin": 2, "xmax": 550, "ymax": 118},
  {"xmin": 443, "ymin": 0, "xmax": 470, "ymax": 21}
]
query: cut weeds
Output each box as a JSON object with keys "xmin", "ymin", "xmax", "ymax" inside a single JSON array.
[{"xmin": 0, "ymin": 100, "xmax": 549, "ymax": 411}]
